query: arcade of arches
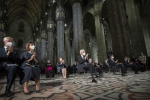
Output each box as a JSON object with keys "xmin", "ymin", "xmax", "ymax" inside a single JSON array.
[{"xmin": 0, "ymin": 0, "xmax": 150, "ymax": 70}]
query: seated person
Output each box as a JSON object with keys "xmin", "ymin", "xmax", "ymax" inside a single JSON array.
[
  {"xmin": 103, "ymin": 59, "xmax": 110, "ymax": 73},
  {"xmin": 45, "ymin": 60, "xmax": 54, "ymax": 78},
  {"xmin": 123, "ymin": 57, "xmax": 139, "ymax": 74},
  {"xmin": 93, "ymin": 61, "xmax": 103, "ymax": 75},
  {"xmin": 67, "ymin": 66, "xmax": 73, "ymax": 74},
  {"xmin": 134, "ymin": 59, "xmax": 145, "ymax": 72},
  {"xmin": 20, "ymin": 42, "xmax": 41, "ymax": 94},
  {"xmin": 77, "ymin": 49, "xmax": 98, "ymax": 83},
  {"xmin": 57, "ymin": 57, "xmax": 67, "ymax": 79},
  {"xmin": 108, "ymin": 55, "xmax": 126, "ymax": 76},
  {"xmin": 0, "ymin": 37, "xmax": 19, "ymax": 97},
  {"xmin": 72, "ymin": 62, "xmax": 77, "ymax": 73}
]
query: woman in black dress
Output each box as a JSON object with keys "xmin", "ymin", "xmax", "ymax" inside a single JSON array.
[{"xmin": 20, "ymin": 42, "xmax": 41, "ymax": 94}]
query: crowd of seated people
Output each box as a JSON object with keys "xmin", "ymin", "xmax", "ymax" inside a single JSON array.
[{"xmin": 0, "ymin": 36, "xmax": 149, "ymax": 97}]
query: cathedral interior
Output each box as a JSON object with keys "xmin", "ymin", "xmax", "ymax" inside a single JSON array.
[{"xmin": 0, "ymin": 0, "xmax": 150, "ymax": 99}]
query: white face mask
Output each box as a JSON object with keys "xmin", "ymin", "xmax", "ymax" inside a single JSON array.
[
  {"xmin": 29, "ymin": 45, "xmax": 35, "ymax": 50},
  {"xmin": 60, "ymin": 58, "xmax": 62, "ymax": 61},
  {"xmin": 6, "ymin": 42, "xmax": 13, "ymax": 47},
  {"xmin": 83, "ymin": 52, "xmax": 86, "ymax": 56},
  {"xmin": 112, "ymin": 56, "xmax": 114, "ymax": 59}
]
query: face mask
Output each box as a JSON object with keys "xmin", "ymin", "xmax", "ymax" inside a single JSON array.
[
  {"xmin": 83, "ymin": 53, "xmax": 86, "ymax": 56},
  {"xmin": 6, "ymin": 42, "xmax": 13, "ymax": 47},
  {"xmin": 60, "ymin": 58, "xmax": 62, "ymax": 61},
  {"xmin": 89, "ymin": 60, "xmax": 92, "ymax": 63},
  {"xmin": 112, "ymin": 56, "xmax": 114, "ymax": 59},
  {"xmin": 29, "ymin": 45, "xmax": 35, "ymax": 50}
]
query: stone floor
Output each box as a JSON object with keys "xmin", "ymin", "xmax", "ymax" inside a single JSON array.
[{"xmin": 0, "ymin": 71, "xmax": 150, "ymax": 100}]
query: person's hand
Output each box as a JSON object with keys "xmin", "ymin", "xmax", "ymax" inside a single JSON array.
[
  {"xmin": 28, "ymin": 52, "xmax": 36, "ymax": 62},
  {"xmin": 31, "ymin": 52, "xmax": 36, "ymax": 59},
  {"xmin": 115, "ymin": 59, "xmax": 118, "ymax": 63},
  {"xmin": 85, "ymin": 53, "xmax": 89, "ymax": 59},
  {"xmin": 7, "ymin": 46, "xmax": 13, "ymax": 55}
]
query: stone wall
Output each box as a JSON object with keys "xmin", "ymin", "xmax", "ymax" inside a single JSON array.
[{"xmin": 6, "ymin": 18, "xmax": 33, "ymax": 49}]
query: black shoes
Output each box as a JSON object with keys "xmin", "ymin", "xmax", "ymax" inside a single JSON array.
[
  {"xmin": 92, "ymin": 79, "xmax": 97, "ymax": 83},
  {"xmin": 35, "ymin": 90, "xmax": 40, "ymax": 93},
  {"xmin": 24, "ymin": 91, "xmax": 31, "ymax": 95},
  {"xmin": 135, "ymin": 72, "xmax": 140, "ymax": 74},
  {"xmin": 5, "ymin": 90, "xmax": 14, "ymax": 97}
]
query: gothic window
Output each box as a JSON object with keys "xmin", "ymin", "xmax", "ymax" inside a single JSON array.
[{"xmin": 18, "ymin": 22, "xmax": 24, "ymax": 32}]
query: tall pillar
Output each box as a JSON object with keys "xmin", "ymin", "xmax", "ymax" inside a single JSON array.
[
  {"xmin": 125, "ymin": 0, "xmax": 147, "ymax": 57},
  {"xmin": 47, "ymin": 19, "xmax": 54, "ymax": 64},
  {"xmin": 0, "ymin": 9, "xmax": 4, "ymax": 47},
  {"xmin": 106, "ymin": 0, "xmax": 131, "ymax": 61},
  {"xmin": 56, "ymin": 6, "xmax": 65, "ymax": 58},
  {"xmin": 65, "ymin": 33, "xmax": 71, "ymax": 65},
  {"xmin": 35, "ymin": 37, "xmax": 41, "ymax": 60},
  {"xmin": 40, "ymin": 30, "xmax": 47, "ymax": 61},
  {"xmin": 72, "ymin": 0, "xmax": 84, "ymax": 61},
  {"xmin": 94, "ymin": 0, "xmax": 107, "ymax": 62}
]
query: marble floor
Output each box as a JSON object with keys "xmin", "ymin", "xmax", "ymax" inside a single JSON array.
[{"xmin": 0, "ymin": 71, "xmax": 150, "ymax": 100}]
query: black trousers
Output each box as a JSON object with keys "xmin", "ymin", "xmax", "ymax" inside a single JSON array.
[
  {"xmin": 112, "ymin": 63, "xmax": 125, "ymax": 74},
  {"xmin": 94, "ymin": 67, "xmax": 103, "ymax": 75},
  {"xmin": 83, "ymin": 63, "xmax": 97, "ymax": 80},
  {"xmin": 124, "ymin": 65, "xmax": 138, "ymax": 73},
  {"xmin": 0, "ymin": 65, "xmax": 17, "ymax": 91}
]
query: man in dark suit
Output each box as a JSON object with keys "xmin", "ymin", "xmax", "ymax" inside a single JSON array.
[
  {"xmin": 123, "ymin": 57, "xmax": 139, "ymax": 74},
  {"xmin": 0, "ymin": 37, "xmax": 19, "ymax": 97},
  {"xmin": 108, "ymin": 55, "xmax": 126, "ymax": 76},
  {"xmin": 77, "ymin": 49, "xmax": 98, "ymax": 83}
]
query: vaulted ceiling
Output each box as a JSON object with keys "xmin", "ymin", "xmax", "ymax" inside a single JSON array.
[{"xmin": 3, "ymin": 0, "xmax": 50, "ymax": 31}]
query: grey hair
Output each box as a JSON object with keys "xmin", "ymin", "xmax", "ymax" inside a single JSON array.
[
  {"xmin": 3, "ymin": 37, "xmax": 13, "ymax": 42},
  {"xmin": 80, "ymin": 49, "xmax": 85, "ymax": 54}
]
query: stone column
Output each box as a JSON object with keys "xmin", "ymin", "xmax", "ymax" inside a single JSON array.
[
  {"xmin": 56, "ymin": 6, "xmax": 65, "ymax": 58},
  {"xmin": 65, "ymin": 33, "xmax": 71, "ymax": 65},
  {"xmin": 106, "ymin": 0, "xmax": 131, "ymax": 61},
  {"xmin": 47, "ymin": 19, "xmax": 54, "ymax": 64},
  {"xmin": 40, "ymin": 30, "xmax": 47, "ymax": 61},
  {"xmin": 125, "ymin": 0, "xmax": 147, "ymax": 57},
  {"xmin": 35, "ymin": 37, "xmax": 41, "ymax": 60},
  {"xmin": 0, "ymin": 9, "xmax": 4, "ymax": 47},
  {"xmin": 94, "ymin": 0, "xmax": 107, "ymax": 62},
  {"xmin": 72, "ymin": 0, "xmax": 84, "ymax": 61}
]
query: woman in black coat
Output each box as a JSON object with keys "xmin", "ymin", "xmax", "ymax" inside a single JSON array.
[{"xmin": 20, "ymin": 42, "xmax": 41, "ymax": 94}]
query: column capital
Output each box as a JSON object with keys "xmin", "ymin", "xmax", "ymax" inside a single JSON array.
[
  {"xmin": 47, "ymin": 19, "xmax": 54, "ymax": 31},
  {"xmin": 56, "ymin": 6, "xmax": 65, "ymax": 21},
  {"xmin": 36, "ymin": 37, "xmax": 41, "ymax": 43},
  {"xmin": 93, "ymin": 0, "xmax": 101, "ymax": 16},
  {"xmin": 41, "ymin": 30, "xmax": 47, "ymax": 39}
]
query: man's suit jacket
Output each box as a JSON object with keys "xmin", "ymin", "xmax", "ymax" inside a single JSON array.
[
  {"xmin": 123, "ymin": 60, "xmax": 130, "ymax": 66},
  {"xmin": 108, "ymin": 59, "xmax": 116, "ymax": 68},
  {"xmin": 77, "ymin": 55, "xmax": 88, "ymax": 72},
  {"xmin": 0, "ymin": 47, "xmax": 19, "ymax": 67}
]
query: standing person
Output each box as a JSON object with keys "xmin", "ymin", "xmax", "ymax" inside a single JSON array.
[
  {"xmin": 139, "ymin": 52, "xmax": 147, "ymax": 71},
  {"xmin": 0, "ymin": 37, "xmax": 19, "ymax": 97},
  {"xmin": 20, "ymin": 42, "xmax": 41, "ymax": 94},
  {"xmin": 77, "ymin": 49, "xmax": 98, "ymax": 83},
  {"xmin": 57, "ymin": 57, "xmax": 67, "ymax": 79}
]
